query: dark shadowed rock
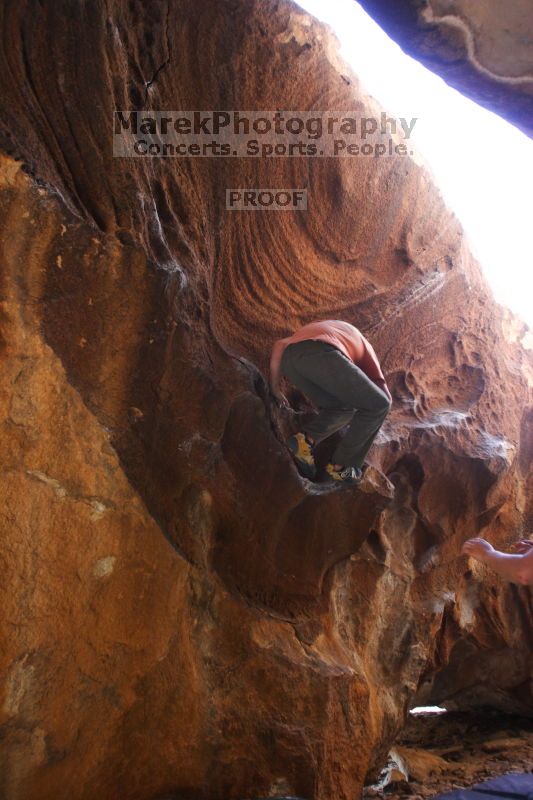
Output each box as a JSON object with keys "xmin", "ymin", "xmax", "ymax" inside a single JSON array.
[{"xmin": 358, "ymin": 0, "xmax": 533, "ymax": 137}]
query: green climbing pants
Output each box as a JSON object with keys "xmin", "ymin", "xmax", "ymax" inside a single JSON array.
[{"xmin": 281, "ymin": 339, "xmax": 391, "ymax": 469}]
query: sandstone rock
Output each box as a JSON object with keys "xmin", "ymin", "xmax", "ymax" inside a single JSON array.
[
  {"xmin": 358, "ymin": 0, "xmax": 533, "ymax": 137},
  {"xmin": 359, "ymin": 465, "xmax": 396, "ymax": 498},
  {"xmin": 481, "ymin": 738, "xmax": 527, "ymax": 753},
  {"xmin": 367, "ymin": 749, "xmax": 410, "ymax": 791},
  {"xmin": 0, "ymin": 1, "xmax": 531, "ymax": 799},
  {"xmin": 394, "ymin": 746, "xmax": 449, "ymax": 781},
  {"xmin": 380, "ymin": 708, "xmax": 533, "ymax": 799}
]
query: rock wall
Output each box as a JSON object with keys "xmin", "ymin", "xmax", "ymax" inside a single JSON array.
[
  {"xmin": 358, "ymin": 0, "xmax": 533, "ymax": 138},
  {"xmin": 0, "ymin": 1, "xmax": 531, "ymax": 799}
]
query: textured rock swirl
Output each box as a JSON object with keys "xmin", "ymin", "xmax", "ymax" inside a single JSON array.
[{"xmin": 0, "ymin": 2, "xmax": 531, "ymax": 799}]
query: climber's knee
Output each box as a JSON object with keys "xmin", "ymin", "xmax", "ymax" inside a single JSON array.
[{"xmin": 381, "ymin": 394, "xmax": 392, "ymax": 415}]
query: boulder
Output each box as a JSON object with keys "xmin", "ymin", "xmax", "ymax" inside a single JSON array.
[{"xmin": 0, "ymin": 1, "xmax": 531, "ymax": 798}]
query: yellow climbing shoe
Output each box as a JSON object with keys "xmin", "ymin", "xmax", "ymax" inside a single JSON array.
[
  {"xmin": 325, "ymin": 463, "xmax": 363, "ymax": 484},
  {"xmin": 287, "ymin": 432, "xmax": 316, "ymax": 479}
]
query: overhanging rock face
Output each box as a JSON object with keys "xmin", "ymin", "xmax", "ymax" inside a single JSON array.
[
  {"xmin": 358, "ymin": 0, "xmax": 533, "ymax": 138},
  {"xmin": 0, "ymin": 1, "xmax": 531, "ymax": 799}
]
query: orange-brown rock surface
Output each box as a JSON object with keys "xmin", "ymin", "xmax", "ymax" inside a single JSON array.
[{"xmin": 0, "ymin": 1, "xmax": 531, "ymax": 799}]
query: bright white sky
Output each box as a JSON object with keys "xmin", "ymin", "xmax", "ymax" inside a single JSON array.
[{"xmin": 296, "ymin": 0, "xmax": 533, "ymax": 327}]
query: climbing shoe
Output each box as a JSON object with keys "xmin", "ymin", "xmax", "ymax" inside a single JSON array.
[
  {"xmin": 325, "ymin": 463, "xmax": 363, "ymax": 484},
  {"xmin": 287, "ymin": 432, "xmax": 316, "ymax": 479}
]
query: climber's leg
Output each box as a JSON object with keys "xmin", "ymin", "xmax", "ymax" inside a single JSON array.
[
  {"xmin": 282, "ymin": 340, "xmax": 391, "ymax": 470},
  {"xmin": 331, "ymin": 402, "xmax": 389, "ymax": 469},
  {"xmin": 281, "ymin": 340, "xmax": 356, "ymax": 444},
  {"xmin": 328, "ymin": 366, "xmax": 391, "ymax": 470}
]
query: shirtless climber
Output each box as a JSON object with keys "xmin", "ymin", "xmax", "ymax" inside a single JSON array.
[
  {"xmin": 270, "ymin": 319, "xmax": 392, "ymax": 484},
  {"xmin": 462, "ymin": 537, "xmax": 533, "ymax": 585}
]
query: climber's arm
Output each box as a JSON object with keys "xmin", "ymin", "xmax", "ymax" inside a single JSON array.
[
  {"xmin": 360, "ymin": 336, "xmax": 392, "ymax": 403},
  {"xmin": 462, "ymin": 538, "xmax": 533, "ymax": 585}
]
